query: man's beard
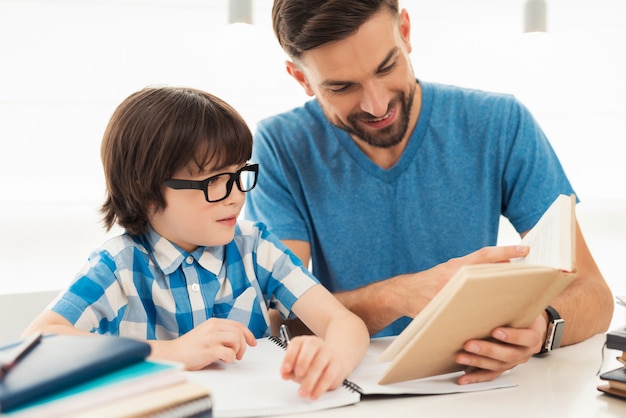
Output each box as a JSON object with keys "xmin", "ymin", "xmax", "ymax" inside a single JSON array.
[{"xmin": 332, "ymin": 86, "xmax": 415, "ymax": 149}]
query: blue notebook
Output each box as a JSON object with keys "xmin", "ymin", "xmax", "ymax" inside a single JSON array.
[{"xmin": 0, "ymin": 334, "xmax": 150, "ymax": 412}]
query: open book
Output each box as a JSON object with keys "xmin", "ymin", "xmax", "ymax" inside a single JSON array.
[
  {"xmin": 185, "ymin": 336, "xmax": 515, "ymax": 418},
  {"xmin": 377, "ymin": 194, "xmax": 577, "ymax": 384}
]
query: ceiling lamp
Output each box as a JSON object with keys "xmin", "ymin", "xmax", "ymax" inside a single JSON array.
[
  {"xmin": 229, "ymin": 0, "xmax": 253, "ymax": 25},
  {"xmin": 524, "ymin": 0, "xmax": 547, "ymax": 33}
]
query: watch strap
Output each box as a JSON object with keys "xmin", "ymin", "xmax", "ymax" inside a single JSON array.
[{"xmin": 539, "ymin": 305, "xmax": 565, "ymax": 354}]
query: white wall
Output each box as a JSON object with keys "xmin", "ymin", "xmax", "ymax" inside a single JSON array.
[{"xmin": 1, "ymin": 0, "xmax": 625, "ymax": 304}]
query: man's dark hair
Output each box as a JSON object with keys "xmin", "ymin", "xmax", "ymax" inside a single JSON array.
[{"xmin": 272, "ymin": 0, "xmax": 399, "ymax": 59}]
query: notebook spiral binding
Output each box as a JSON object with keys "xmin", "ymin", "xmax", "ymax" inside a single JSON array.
[
  {"xmin": 341, "ymin": 379, "xmax": 363, "ymax": 394},
  {"xmin": 269, "ymin": 335, "xmax": 287, "ymax": 349},
  {"xmin": 267, "ymin": 335, "xmax": 363, "ymax": 395}
]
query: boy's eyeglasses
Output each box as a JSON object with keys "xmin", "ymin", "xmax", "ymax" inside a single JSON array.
[{"xmin": 163, "ymin": 164, "xmax": 259, "ymax": 203}]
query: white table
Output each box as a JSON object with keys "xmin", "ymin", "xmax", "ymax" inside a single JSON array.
[{"xmin": 277, "ymin": 334, "xmax": 626, "ymax": 418}]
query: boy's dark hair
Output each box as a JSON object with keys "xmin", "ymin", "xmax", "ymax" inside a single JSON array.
[
  {"xmin": 272, "ymin": 0, "xmax": 399, "ymax": 60},
  {"xmin": 100, "ymin": 86, "xmax": 252, "ymax": 235}
]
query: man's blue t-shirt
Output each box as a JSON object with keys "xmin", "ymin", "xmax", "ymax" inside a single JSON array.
[{"xmin": 245, "ymin": 81, "xmax": 575, "ymax": 337}]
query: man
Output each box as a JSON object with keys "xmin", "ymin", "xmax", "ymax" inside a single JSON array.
[{"xmin": 245, "ymin": 0, "xmax": 613, "ymax": 384}]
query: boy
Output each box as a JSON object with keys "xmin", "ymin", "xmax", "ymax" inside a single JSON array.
[{"xmin": 23, "ymin": 86, "xmax": 369, "ymax": 400}]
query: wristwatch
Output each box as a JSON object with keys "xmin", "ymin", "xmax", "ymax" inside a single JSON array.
[{"xmin": 539, "ymin": 305, "xmax": 565, "ymax": 354}]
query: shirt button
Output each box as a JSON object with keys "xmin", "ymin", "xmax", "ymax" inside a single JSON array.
[
  {"xmin": 191, "ymin": 283, "xmax": 200, "ymax": 292},
  {"xmin": 185, "ymin": 256, "xmax": 193, "ymax": 264}
]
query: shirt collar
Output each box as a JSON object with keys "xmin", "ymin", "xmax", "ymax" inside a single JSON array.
[{"xmin": 144, "ymin": 226, "xmax": 225, "ymax": 276}]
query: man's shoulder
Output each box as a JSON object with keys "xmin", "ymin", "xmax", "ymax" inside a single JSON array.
[
  {"xmin": 256, "ymin": 99, "xmax": 324, "ymax": 134},
  {"xmin": 422, "ymin": 81, "xmax": 526, "ymax": 125},
  {"xmin": 422, "ymin": 80, "xmax": 500, "ymax": 95},
  {"xmin": 424, "ymin": 81, "xmax": 521, "ymax": 110}
]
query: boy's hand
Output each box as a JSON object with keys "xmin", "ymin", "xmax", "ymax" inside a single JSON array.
[
  {"xmin": 280, "ymin": 335, "xmax": 347, "ymax": 400},
  {"xmin": 171, "ymin": 318, "xmax": 256, "ymax": 370}
]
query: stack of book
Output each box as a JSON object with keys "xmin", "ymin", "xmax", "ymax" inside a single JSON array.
[
  {"xmin": 598, "ymin": 325, "xmax": 626, "ymax": 400},
  {"xmin": 0, "ymin": 334, "xmax": 212, "ymax": 417}
]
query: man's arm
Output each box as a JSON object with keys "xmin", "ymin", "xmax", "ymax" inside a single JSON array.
[
  {"xmin": 283, "ymin": 240, "xmax": 532, "ymax": 335},
  {"xmin": 282, "ymin": 216, "xmax": 614, "ymax": 384},
  {"xmin": 285, "ymin": 218, "xmax": 613, "ymax": 341},
  {"xmin": 283, "ymin": 239, "xmax": 401, "ymax": 335},
  {"xmin": 540, "ymin": 219, "xmax": 614, "ymax": 345}
]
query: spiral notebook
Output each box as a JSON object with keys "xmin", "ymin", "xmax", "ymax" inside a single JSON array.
[{"xmin": 185, "ymin": 336, "xmax": 516, "ymax": 418}]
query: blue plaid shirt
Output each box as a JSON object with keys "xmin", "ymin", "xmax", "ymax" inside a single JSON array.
[{"xmin": 50, "ymin": 220, "xmax": 319, "ymax": 339}]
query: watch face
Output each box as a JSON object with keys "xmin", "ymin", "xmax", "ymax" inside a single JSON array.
[{"xmin": 551, "ymin": 318, "xmax": 565, "ymax": 349}]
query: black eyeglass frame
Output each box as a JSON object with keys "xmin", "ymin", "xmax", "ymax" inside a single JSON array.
[{"xmin": 163, "ymin": 163, "xmax": 259, "ymax": 203}]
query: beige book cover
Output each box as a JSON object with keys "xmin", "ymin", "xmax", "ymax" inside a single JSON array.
[{"xmin": 378, "ymin": 194, "xmax": 576, "ymax": 385}]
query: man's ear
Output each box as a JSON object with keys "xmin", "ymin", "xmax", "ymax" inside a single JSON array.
[
  {"xmin": 399, "ymin": 8, "xmax": 412, "ymax": 54},
  {"xmin": 285, "ymin": 60, "xmax": 315, "ymax": 97}
]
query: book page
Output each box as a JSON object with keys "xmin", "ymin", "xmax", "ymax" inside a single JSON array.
[
  {"xmin": 350, "ymin": 338, "xmax": 516, "ymax": 395},
  {"xmin": 511, "ymin": 194, "xmax": 575, "ymax": 271},
  {"xmin": 184, "ymin": 338, "xmax": 360, "ymax": 418},
  {"xmin": 184, "ymin": 337, "xmax": 515, "ymax": 415}
]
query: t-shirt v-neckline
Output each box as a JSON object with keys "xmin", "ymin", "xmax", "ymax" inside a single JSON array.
[{"xmin": 331, "ymin": 81, "xmax": 433, "ymax": 184}]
